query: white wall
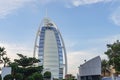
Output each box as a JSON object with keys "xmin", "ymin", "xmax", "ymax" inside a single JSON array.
[
  {"xmin": 44, "ymin": 30, "xmax": 59, "ymax": 78},
  {"xmin": 1, "ymin": 67, "xmax": 11, "ymax": 80}
]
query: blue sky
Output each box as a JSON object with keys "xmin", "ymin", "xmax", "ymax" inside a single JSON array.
[{"xmin": 0, "ymin": 0, "xmax": 120, "ymax": 76}]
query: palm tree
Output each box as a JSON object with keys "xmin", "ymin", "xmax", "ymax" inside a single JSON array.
[
  {"xmin": 2, "ymin": 57, "xmax": 10, "ymax": 67},
  {"xmin": 101, "ymin": 59, "xmax": 109, "ymax": 76},
  {"xmin": 0, "ymin": 47, "xmax": 6, "ymax": 64}
]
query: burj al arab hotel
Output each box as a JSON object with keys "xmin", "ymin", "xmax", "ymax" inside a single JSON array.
[{"xmin": 33, "ymin": 17, "xmax": 67, "ymax": 79}]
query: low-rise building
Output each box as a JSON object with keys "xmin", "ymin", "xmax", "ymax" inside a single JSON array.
[{"xmin": 77, "ymin": 56, "xmax": 101, "ymax": 80}]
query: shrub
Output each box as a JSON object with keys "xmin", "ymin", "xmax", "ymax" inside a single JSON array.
[
  {"xmin": 27, "ymin": 76, "xmax": 34, "ymax": 80},
  {"xmin": 0, "ymin": 75, "xmax": 2, "ymax": 80},
  {"xmin": 14, "ymin": 73, "xmax": 23, "ymax": 80},
  {"xmin": 32, "ymin": 72, "xmax": 43, "ymax": 80},
  {"xmin": 4, "ymin": 74, "xmax": 13, "ymax": 80},
  {"xmin": 44, "ymin": 71, "xmax": 51, "ymax": 79}
]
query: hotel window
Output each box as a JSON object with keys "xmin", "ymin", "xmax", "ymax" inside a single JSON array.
[
  {"xmin": 60, "ymin": 60, "xmax": 63, "ymax": 64},
  {"xmin": 38, "ymin": 54, "xmax": 43, "ymax": 57},
  {"xmin": 58, "ymin": 50, "xmax": 62, "ymax": 53},
  {"xmin": 39, "ymin": 42, "xmax": 44, "ymax": 44},
  {"xmin": 59, "ymin": 57, "xmax": 63, "ymax": 60},
  {"xmin": 59, "ymin": 54, "xmax": 63, "ymax": 57},
  {"xmin": 39, "ymin": 50, "xmax": 43, "ymax": 52}
]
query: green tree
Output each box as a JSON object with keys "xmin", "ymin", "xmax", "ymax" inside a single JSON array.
[
  {"xmin": 105, "ymin": 40, "xmax": 120, "ymax": 72},
  {"xmin": 4, "ymin": 74, "xmax": 13, "ymax": 80},
  {"xmin": 0, "ymin": 75, "xmax": 2, "ymax": 80},
  {"xmin": 14, "ymin": 54, "xmax": 40, "ymax": 68},
  {"xmin": 44, "ymin": 71, "xmax": 51, "ymax": 79},
  {"xmin": 0, "ymin": 47, "xmax": 11, "ymax": 67},
  {"xmin": 3, "ymin": 57, "xmax": 10, "ymax": 67},
  {"xmin": 8, "ymin": 62, "xmax": 18, "ymax": 77},
  {"xmin": 0, "ymin": 47, "xmax": 6, "ymax": 63},
  {"xmin": 101, "ymin": 59, "xmax": 109, "ymax": 76},
  {"xmin": 32, "ymin": 72, "xmax": 43, "ymax": 80},
  {"xmin": 27, "ymin": 76, "xmax": 34, "ymax": 80},
  {"xmin": 8, "ymin": 54, "xmax": 43, "ymax": 80},
  {"xmin": 22, "ymin": 66, "xmax": 43, "ymax": 78},
  {"xmin": 14, "ymin": 73, "xmax": 23, "ymax": 80}
]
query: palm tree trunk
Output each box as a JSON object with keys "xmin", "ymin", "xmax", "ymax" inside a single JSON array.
[
  {"xmin": 4, "ymin": 63, "xmax": 6, "ymax": 67},
  {"xmin": 104, "ymin": 70, "xmax": 106, "ymax": 77}
]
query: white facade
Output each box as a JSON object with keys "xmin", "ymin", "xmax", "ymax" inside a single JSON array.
[
  {"xmin": 33, "ymin": 17, "xmax": 67, "ymax": 79},
  {"xmin": 44, "ymin": 30, "xmax": 59, "ymax": 78}
]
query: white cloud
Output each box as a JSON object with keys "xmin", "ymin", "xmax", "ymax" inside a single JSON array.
[
  {"xmin": 0, "ymin": 0, "xmax": 34, "ymax": 18},
  {"xmin": 90, "ymin": 34, "xmax": 120, "ymax": 45},
  {"xmin": 69, "ymin": 0, "xmax": 113, "ymax": 7},
  {"xmin": 34, "ymin": 0, "xmax": 119, "ymax": 8},
  {"xmin": 0, "ymin": 42, "xmax": 33, "ymax": 61},
  {"xmin": 111, "ymin": 7, "xmax": 120, "ymax": 26},
  {"xmin": 64, "ymin": 39, "xmax": 78, "ymax": 52},
  {"xmin": 0, "ymin": 0, "xmax": 116, "ymax": 18},
  {"xmin": 38, "ymin": 0, "xmax": 57, "ymax": 5}
]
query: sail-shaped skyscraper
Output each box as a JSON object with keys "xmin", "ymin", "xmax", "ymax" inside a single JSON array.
[{"xmin": 33, "ymin": 17, "xmax": 67, "ymax": 79}]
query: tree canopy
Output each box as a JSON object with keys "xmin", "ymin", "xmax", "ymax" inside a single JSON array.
[
  {"xmin": 104, "ymin": 40, "xmax": 120, "ymax": 73},
  {"xmin": 0, "ymin": 47, "xmax": 10, "ymax": 67},
  {"xmin": 44, "ymin": 71, "xmax": 51, "ymax": 79},
  {"xmin": 0, "ymin": 46, "xmax": 45, "ymax": 80},
  {"xmin": 14, "ymin": 54, "xmax": 40, "ymax": 68},
  {"xmin": 8, "ymin": 53, "xmax": 43, "ymax": 80}
]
